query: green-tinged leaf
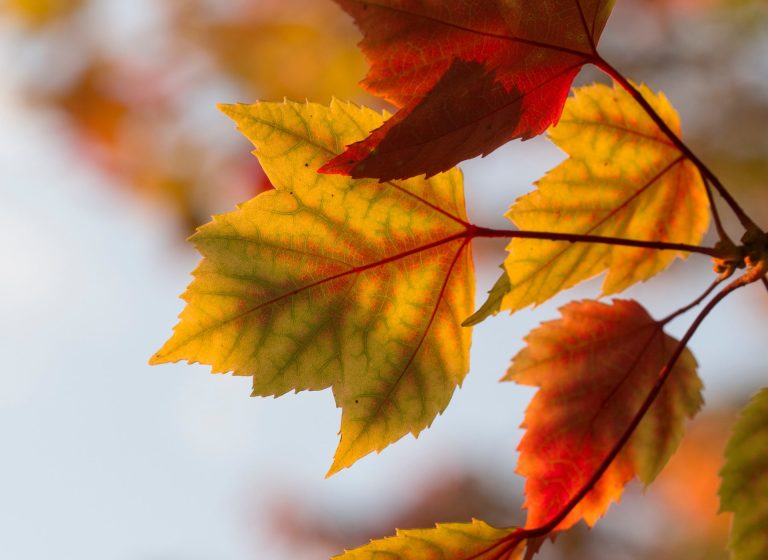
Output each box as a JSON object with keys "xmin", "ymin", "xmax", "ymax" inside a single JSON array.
[
  {"xmin": 507, "ymin": 299, "xmax": 702, "ymax": 530},
  {"xmin": 720, "ymin": 388, "xmax": 768, "ymax": 559},
  {"xmin": 151, "ymin": 99, "xmax": 475, "ymax": 476},
  {"xmin": 463, "ymin": 267, "xmax": 510, "ymax": 326},
  {"xmin": 481, "ymin": 83, "xmax": 709, "ymax": 316},
  {"xmin": 333, "ymin": 519, "xmax": 521, "ymax": 560}
]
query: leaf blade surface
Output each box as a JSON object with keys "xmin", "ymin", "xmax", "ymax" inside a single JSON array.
[
  {"xmin": 472, "ymin": 83, "xmax": 709, "ymax": 321},
  {"xmin": 507, "ymin": 299, "xmax": 702, "ymax": 530},
  {"xmin": 720, "ymin": 388, "xmax": 768, "ymax": 560},
  {"xmin": 333, "ymin": 519, "xmax": 520, "ymax": 560},
  {"xmin": 321, "ymin": 0, "xmax": 616, "ymax": 180},
  {"xmin": 151, "ymin": 99, "xmax": 475, "ymax": 475}
]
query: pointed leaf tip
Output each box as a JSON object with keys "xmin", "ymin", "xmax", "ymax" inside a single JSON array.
[
  {"xmin": 332, "ymin": 519, "xmax": 521, "ymax": 560},
  {"xmin": 463, "ymin": 268, "xmax": 511, "ymax": 326},
  {"xmin": 217, "ymin": 102, "xmax": 241, "ymax": 120}
]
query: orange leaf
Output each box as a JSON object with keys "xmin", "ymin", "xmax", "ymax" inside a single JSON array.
[{"xmin": 506, "ymin": 300, "xmax": 702, "ymax": 530}]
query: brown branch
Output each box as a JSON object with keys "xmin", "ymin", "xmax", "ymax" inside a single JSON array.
[
  {"xmin": 593, "ymin": 55, "xmax": 759, "ymax": 234},
  {"xmin": 700, "ymin": 169, "xmax": 733, "ymax": 245},
  {"xmin": 468, "ymin": 225, "xmax": 723, "ymax": 257},
  {"xmin": 659, "ymin": 273, "xmax": 731, "ymax": 325}
]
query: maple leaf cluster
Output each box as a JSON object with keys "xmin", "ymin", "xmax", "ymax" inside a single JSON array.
[{"xmin": 152, "ymin": 0, "xmax": 768, "ymax": 558}]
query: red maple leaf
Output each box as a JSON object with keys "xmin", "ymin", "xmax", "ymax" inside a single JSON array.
[
  {"xmin": 321, "ymin": 0, "xmax": 616, "ymax": 180},
  {"xmin": 508, "ymin": 299, "xmax": 702, "ymax": 530}
]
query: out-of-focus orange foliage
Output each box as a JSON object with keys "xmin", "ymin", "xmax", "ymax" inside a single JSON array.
[
  {"xmin": 52, "ymin": 62, "xmax": 131, "ymax": 151},
  {"xmin": 33, "ymin": 53, "xmax": 265, "ymax": 231},
  {"xmin": 178, "ymin": 0, "xmax": 369, "ymax": 103},
  {"xmin": 651, "ymin": 410, "xmax": 733, "ymax": 540},
  {"xmin": 2, "ymin": 0, "xmax": 82, "ymax": 27},
  {"xmin": 3, "ymin": 0, "xmax": 373, "ymax": 233}
]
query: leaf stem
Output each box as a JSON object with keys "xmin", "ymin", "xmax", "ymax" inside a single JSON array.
[
  {"xmin": 467, "ymin": 225, "xmax": 723, "ymax": 258},
  {"xmin": 699, "ymin": 169, "xmax": 733, "ymax": 244},
  {"xmin": 464, "ymin": 263, "xmax": 765, "ymax": 560},
  {"xmin": 592, "ymin": 55, "xmax": 759, "ymax": 234},
  {"xmin": 659, "ymin": 273, "xmax": 730, "ymax": 325}
]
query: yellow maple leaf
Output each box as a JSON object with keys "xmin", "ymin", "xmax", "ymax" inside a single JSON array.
[
  {"xmin": 151, "ymin": 99, "xmax": 474, "ymax": 476},
  {"xmin": 470, "ymin": 82, "xmax": 709, "ymax": 323}
]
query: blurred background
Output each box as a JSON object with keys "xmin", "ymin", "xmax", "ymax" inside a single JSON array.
[{"xmin": 1, "ymin": 0, "xmax": 766, "ymax": 558}]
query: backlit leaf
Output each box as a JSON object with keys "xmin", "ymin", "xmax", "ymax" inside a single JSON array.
[
  {"xmin": 507, "ymin": 299, "xmax": 702, "ymax": 530},
  {"xmin": 719, "ymin": 388, "xmax": 768, "ymax": 560},
  {"xmin": 151, "ymin": 99, "xmax": 475, "ymax": 476},
  {"xmin": 333, "ymin": 519, "xmax": 521, "ymax": 560},
  {"xmin": 480, "ymin": 82, "xmax": 709, "ymax": 318},
  {"xmin": 321, "ymin": 0, "xmax": 615, "ymax": 180},
  {"xmin": 463, "ymin": 268, "xmax": 510, "ymax": 327}
]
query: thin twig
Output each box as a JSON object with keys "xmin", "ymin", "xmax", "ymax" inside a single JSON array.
[
  {"xmin": 593, "ymin": 55, "xmax": 759, "ymax": 234},
  {"xmin": 700, "ymin": 169, "xmax": 732, "ymax": 244},
  {"xmin": 659, "ymin": 273, "xmax": 731, "ymax": 325},
  {"xmin": 469, "ymin": 225, "xmax": 723, "ymax": 258}
]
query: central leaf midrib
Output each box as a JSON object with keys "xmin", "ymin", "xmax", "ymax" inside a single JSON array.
[{"xmin": 160, "ymin": 234, "xmax": 468, "ymax": 354}]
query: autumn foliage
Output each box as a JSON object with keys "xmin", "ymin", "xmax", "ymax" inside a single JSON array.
[{"xmin": 149, "ymin": 0, "xmax": 768, "ymax": 558}]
